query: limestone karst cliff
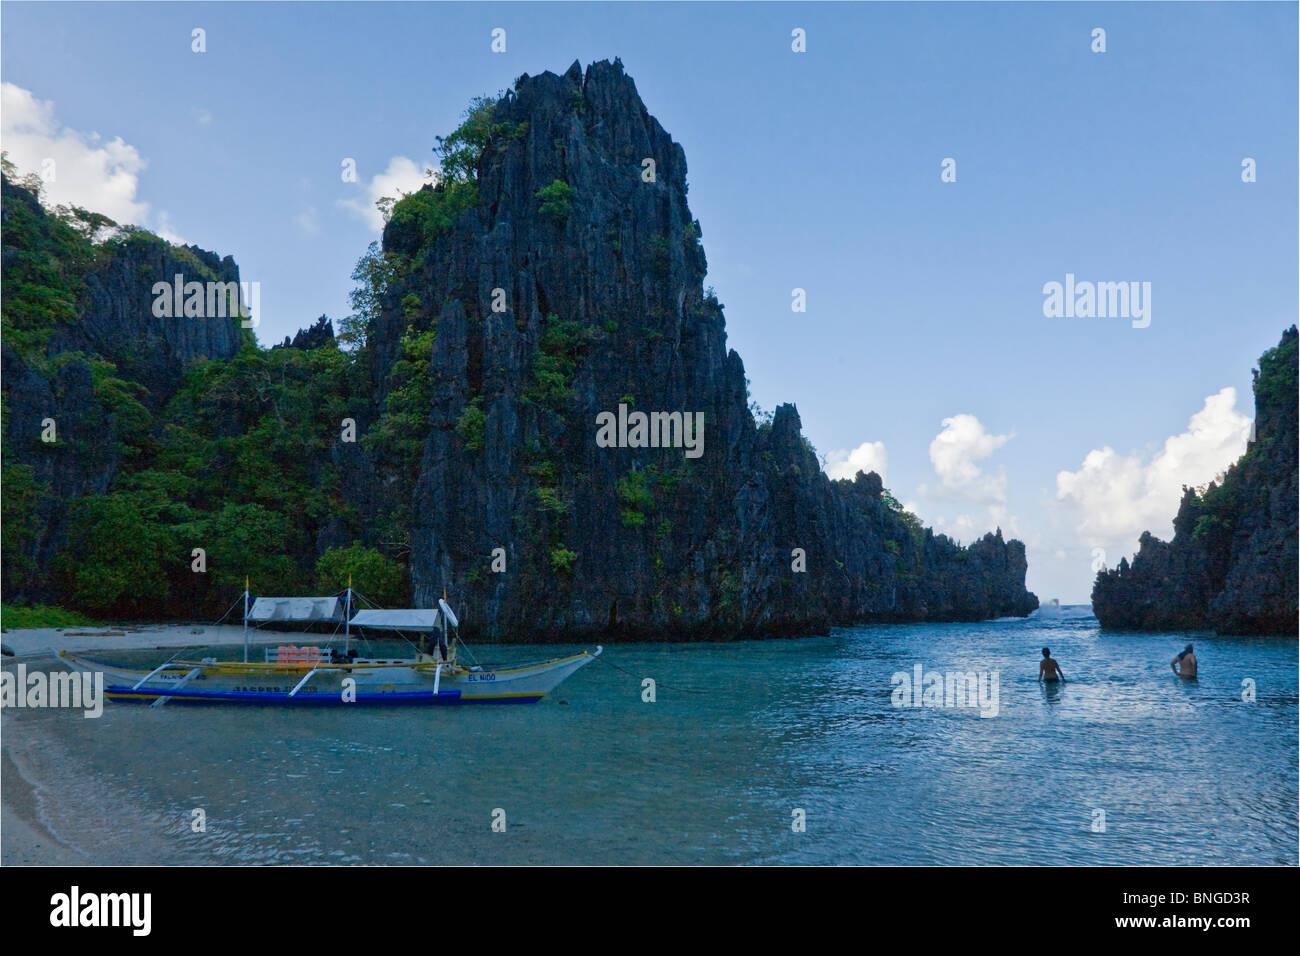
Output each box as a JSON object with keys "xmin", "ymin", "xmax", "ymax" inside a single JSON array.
[
  {"xmin": 2, "ymin": 170, "xmax": 248, "ymax": 598},
  {"xmin": 347, "ymin": 59, "xmax": 1037, "ymax": 639},
  {"xmin": 1091, "ymin": 327, "xmax": 1297, "ymax": 636},
  {"xmin": 1, "ymin": 61, "xmax": 1037, "ymax": 636}
]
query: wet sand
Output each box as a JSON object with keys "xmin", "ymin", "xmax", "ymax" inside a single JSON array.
[
  {"xmin": 2, "ymin": 746, "xmax": 86, "ymax": 865},
  {"xmin": 1, "ymin": 629, "xmax": 307, "ymax": 866},
  {"xmin": 2, "ymin": 696, "xmax": 203, "ymax": 866}
]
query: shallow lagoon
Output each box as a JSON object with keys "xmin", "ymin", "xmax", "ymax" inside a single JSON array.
[{"xmin": 4, "ymin": 607, "xmax": 1295, "ymax": 864}]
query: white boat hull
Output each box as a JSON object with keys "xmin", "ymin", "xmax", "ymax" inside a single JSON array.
[{"xmin": 58, "ymin": 649, "xmax": 600, "ymax": 706}]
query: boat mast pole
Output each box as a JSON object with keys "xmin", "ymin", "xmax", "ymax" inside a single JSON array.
[
  {"xmin": 242, "ymin": 576, "xmax": 250, "ymax": 663},
  {"xmin": 345, "ymin": 574, "xmax": 352, "ymax": 655}
]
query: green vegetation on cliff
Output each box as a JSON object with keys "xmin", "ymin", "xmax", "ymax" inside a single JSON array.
[
  {"xmin": 1, "ymin": 165, "xmax": 396, "ymax": 615},
  {"xmin": 1, "ymin": 98, "xmax": 525, "ymax": 617},
  {"xmin": 1, "ymin": 68, "xmax": 1039, "ymax": 638},
  {"xmin": 9, "ymin": 335, "xmax": 380, "ymax": 616}
]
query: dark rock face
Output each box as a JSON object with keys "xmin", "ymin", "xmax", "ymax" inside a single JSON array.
[
  {"xmin": 3, "ymin": 173, "xmax": 244, "ymax": 404},
  {"xmin": 366, "ymin": 59, "xmax": 1037, "ymax": 639},
  {"xmin": 1, "ymin": 348, "xmax": 122, "ymax": 584},
  {"xmin": 1092, "ymin": 327, "xmax": 1298, "ymax": 636},
  {"xmin": 1, "ymin": 63, "xmax": 1038, "ymax": 635},
  {"xmin": 1, "ymin": 173, "xmax": 245, "ymax": 591},
  {"xmin": 57, "ymin": 242, "xmax": 245, "ymax": 408}
]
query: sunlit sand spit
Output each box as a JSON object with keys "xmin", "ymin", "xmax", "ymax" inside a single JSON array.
[{"xmin": 2, "ymin": 624, "xmax": 314, "ymax": 659}]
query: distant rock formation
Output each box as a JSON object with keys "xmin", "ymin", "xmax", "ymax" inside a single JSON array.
[
  {"xmin": 1092, "ymin": 327, "xmax": 1298, "ymax": 635},
  {"xmin": 275, "ymin": 315, "xmax": 335, "ymax": 351},
  {"xmin": 2, "ymin": 174, "xmax": 244, "ymax": 406}
]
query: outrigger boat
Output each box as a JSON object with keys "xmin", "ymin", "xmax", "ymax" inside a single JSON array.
[{"xmin": 59, "ymin": 583, "xmax": 600, "ymax": 707}]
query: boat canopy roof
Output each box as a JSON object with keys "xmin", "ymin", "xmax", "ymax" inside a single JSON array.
[
  {"xmin": 248, "ymin": 596, "xmax": 345, "ymax": 623},
  {"xmin": 348, "ymin": 608, "xmax": 446, "ymax": 632}
]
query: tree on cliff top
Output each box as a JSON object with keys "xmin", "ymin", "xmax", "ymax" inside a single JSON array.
[
  {"xmin": 341, "ymin": 95, "xmax": 506, "ymax": 351},
  {"xmin": 434, "ymin": 95, "xmax": 501, "ymax": 184}
]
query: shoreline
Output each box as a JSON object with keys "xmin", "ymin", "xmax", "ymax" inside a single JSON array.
[
  {"xmin": 1, "ymin": 707, "xmax": 201, "ymax": 866},
  {"xmin": 1, "ymin": 745, "xmax": 86, "ymax": 866},
  {"xmin": 0, "ymin": 609, "xmax": 1055, "ymax": 656},
  {"xmin": 2, "ymin": 617, "xmax": 1294, "ymax": 866}
]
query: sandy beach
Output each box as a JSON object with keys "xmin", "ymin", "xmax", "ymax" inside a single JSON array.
[
  {"xmin": 2, "ymin": 675, "xmax": 213, "ymax": 865},
  {"xmin": 1, "ymin": 622, "xmax": 302, "ymax": 661},
  {"xmin": 2, "ymin": 744, "xmax": 86, "ymax": 865},
  {"xmin": 1, "ymin": 624, "xmax": 326, "ymax": 865}
]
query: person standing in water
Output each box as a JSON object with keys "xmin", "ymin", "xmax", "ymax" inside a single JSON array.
[
  {"xmin": 1038, "ymin": 647, "xmax": 1065, "ymax": 683},
  {"xmin": 1171, "ymin": 644, "xmax": 1197, "ymax": 678}
]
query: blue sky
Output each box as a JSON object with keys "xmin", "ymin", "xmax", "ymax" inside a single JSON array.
[{"xmin": 3, "ymin": 2, "xmax": 1296, "ymax": 603}]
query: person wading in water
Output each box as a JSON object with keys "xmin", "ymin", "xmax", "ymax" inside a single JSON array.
[
  {"xmin": 1171, "ymin": 644, "xmax": 1197, "ymax": 678},
  {"xmin": 1038, "ymin": 647, "xmax": 1065, "ymax": 683}
]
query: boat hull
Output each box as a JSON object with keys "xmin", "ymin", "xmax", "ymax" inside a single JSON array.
[{"xmin": 59, "ymin": 650, "xmax": 599, "ymax": 707}]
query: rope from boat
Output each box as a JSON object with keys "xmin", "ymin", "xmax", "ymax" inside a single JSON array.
[
  {"xmin": 346, "ymin": 587, "xmax": 382, "ymax": 609},
  {"xmin": 454, "ymin": 636, "xmax": 480, "ymax": 668},
  {"xmin": 212, "ymin": 594, "xmax": 245, "ymax": 626},
  {"xmin": 335, "ymin": 586, "xmax": 378, "ymax": 655},
  {"xmin": 137, "ymin": 597, "xmax": 240, "ymax": 663},
  {"xmin": 593, "ymin": 652, "xmax": 709, "ymax": 694}
]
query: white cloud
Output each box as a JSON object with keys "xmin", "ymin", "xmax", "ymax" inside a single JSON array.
[
  {"xmin": 337, "ymin": 156, "xmax": 430, "ymax": 231},
  {"xmin": 296, "ymin": 205, "xmax": 320, "ymax": 237},
  {"xmin": 928, "ymin": 413, "xmax": 1013, "ymax": 493},
  {"xmin": 1, "ymin": 82, "xmax": 151, "ymax": 226},
  {"xmin": 192, "ymin": 108, "xmax": 213, "ymax": 127},
  {"xmin": 153, "ymin": 211, "xmax": 187, "ymax": 246},
  {"xmin": 820, "ymin": 418, "xmax": 1019, "ymax": 544},
  {"xmin": 1055, "ymin": 387, "xmax": 1250, "ymax": 547},
  {"xmin": 913, "ymin": 414, "xmax": 1017, "ymax": 542},
  {"xmin": 825, "ymin": 440, "xmax": 888, "ymax": 482},
  {"xmin": 1, "ymin": 81, "xmax": 192, "ymax": 244},
  {"xmin": 932, "ymin": 511, "xmax": 1014, "ymax": 543}
]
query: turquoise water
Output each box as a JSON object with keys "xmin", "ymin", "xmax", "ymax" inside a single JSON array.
[{"xmin": 6, "ymin": 607, "xmax": 1297, "ymax": 864}]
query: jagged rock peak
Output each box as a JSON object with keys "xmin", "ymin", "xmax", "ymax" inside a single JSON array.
[
  {"xmin": 487, "ymin": 57, "xmax": 688, "ymax": 197},
  {"xmin": 275, "ymin": 315, "xmax": 335, "ymax": 351}
]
